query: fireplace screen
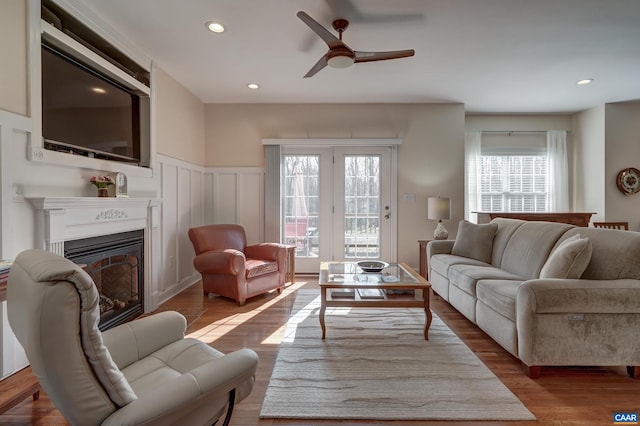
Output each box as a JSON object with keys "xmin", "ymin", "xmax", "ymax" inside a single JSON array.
[{"xmin": 64, "ymin": 230, "xmax": 144, "ymax": 331}]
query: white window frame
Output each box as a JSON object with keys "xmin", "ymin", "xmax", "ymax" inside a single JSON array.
[{"xmin": 479, "ymin": 154, "xmax": 548, "ymax": 213}]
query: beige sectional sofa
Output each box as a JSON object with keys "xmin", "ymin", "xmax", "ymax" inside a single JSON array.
[{"xmin": 427, "ymin": 218, "xmax": 640, "ymax": 379}]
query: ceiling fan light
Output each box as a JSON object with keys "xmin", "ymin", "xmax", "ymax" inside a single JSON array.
[{"xmin": 327, "ymin": 55, "xmax": 354, "ymax": 69}]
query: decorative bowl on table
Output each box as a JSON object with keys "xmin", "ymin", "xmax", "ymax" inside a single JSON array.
[{"xmin": 356, "ymin": 260, "xmax": 388, "ymax": 273}]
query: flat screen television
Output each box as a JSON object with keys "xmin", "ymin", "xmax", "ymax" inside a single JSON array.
[{"xmin": 41, "ymin": 44, "xmax": 148, "ymax": 165}]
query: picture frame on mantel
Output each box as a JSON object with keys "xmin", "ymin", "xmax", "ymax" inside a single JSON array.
[{"xmin": 108, "ymin": 172, "xmax": 129, "ymax": 198}]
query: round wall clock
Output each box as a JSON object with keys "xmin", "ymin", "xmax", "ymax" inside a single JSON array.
[{"xmin": 616, "ymin": 167, "xmax": 640, "ymax": 196}]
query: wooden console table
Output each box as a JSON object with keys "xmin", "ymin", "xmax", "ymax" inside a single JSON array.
[{"xmin": 475, "ymin": 212, "xmax": 596, "ymax": 227}]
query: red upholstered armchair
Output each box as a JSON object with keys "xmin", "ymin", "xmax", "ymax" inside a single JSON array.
[{"xmin": 188, "ymin": 224, "xmax": 287, "ymax": 305}]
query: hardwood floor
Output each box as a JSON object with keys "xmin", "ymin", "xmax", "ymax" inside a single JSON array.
[{"xmin": 2, "ymin": 277, "xmax": 639, "ymax": 425}]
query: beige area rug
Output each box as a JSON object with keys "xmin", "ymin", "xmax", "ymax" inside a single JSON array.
[{"xmin": 260, "ymin": 290, "xmax": 536, "ymax": 421}]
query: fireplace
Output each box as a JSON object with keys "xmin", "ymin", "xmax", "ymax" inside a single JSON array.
[
  {"xmin": 65, "ymin": 230, "xmax": 144, "ymax": 330},
  {"xmin": 27, "ymin": 196, "xmax": 161, "ymax": 316}
]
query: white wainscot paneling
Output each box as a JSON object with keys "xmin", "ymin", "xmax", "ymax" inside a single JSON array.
[
  {"xmin": 157, "ymin": 155, "xmax": 204, "ymax": 305},
  {"xmin": 1, "ymin": 111, "xmax": 33, "ymax": 378},
  {"xmin": 209, "ymin": 167, "xmax": 264, "ymax": 243},
  {"xmin": 190, "ymin": 170, "xmax": 204, "ymax": 227},
  {"xmin": 156, "ymin": 158, "xmax": 265, "ymax": 304},
  {"xmin": 177, "ymin": 167, "xmax": 194, "ymax": 280},
  {"xmin": 160, "ymin": 161, "xmax": 179, "ymax": 293},
  {"xmin": 213, "ymin": 173, "xmax": 238, "ymax": 224}
]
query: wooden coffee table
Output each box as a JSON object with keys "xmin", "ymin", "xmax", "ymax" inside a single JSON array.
[{"xmin": 318, "ymin": 261, "xmax": 432, "ymax": 340}]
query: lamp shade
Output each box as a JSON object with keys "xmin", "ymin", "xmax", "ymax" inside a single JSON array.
[{"xmin": 427, "ymin": 197, "xmax": 450, "ymax": 221}]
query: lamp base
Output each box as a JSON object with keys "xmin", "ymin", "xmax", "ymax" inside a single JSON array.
[{"xmin": 433, "ymin": 220, "xmax": 448, "ymax": 240}]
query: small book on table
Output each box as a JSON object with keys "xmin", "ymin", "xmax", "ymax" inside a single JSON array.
[
  {"xmin": 331, "ymin": 288, "xmax": 355, "ymax": 298},
  {"xmin": 357, "ymin": 288, "xmax": 385, "ymax": 299}
]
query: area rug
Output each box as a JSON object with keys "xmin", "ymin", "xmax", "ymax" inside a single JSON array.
[{"xmin": 260, "ymin": 290, "xmax": 535, "ymax": 421}]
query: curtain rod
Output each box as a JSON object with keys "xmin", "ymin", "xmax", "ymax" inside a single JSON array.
[{"xmin": 481, "ymin": 130, "xmax": 572, "ymax": 135}]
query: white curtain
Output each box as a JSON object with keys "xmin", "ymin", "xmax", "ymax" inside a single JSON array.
[
  {"xmin": 464, "ymin": 131, "xmax": 482, "ymax": 222},
  {"xmin": 546, "ymin": 130, "xmax": 569, "ymax": 212}
]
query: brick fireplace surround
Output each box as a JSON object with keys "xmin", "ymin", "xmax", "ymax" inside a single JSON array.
[{"xmin": 26, "ymin": 197, "xmax": 161, "ymax": 314}]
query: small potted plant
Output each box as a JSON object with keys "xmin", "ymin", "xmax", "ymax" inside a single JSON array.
[{"xmin": 90, "ymin": 175, "xmax": 114, "ymax": 197}]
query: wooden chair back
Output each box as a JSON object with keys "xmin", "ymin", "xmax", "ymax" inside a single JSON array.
[{"xmin": 592, "ymin": 221, "xmax": 629, "ymax": 230}]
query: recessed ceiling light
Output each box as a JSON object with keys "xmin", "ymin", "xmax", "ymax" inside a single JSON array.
[
  {"xmin": 205, "ymin": 21, "xmax": 225, "ymax": 33},
  {"xmin": 247, "ymin": 83, "xmax": 260, "ymax": 90},
  {"xmin": 577, "ymin": 78, "xmax": 594, "ymax": 85},
  {"xmin": 91, "ymin": 87, "xmax": 106, "ymax": 94}
]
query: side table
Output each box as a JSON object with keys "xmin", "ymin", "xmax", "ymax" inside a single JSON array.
[
  {"xmin": 283, "ymin": 245, "xmax": 296, "ymax": 284},
  {"xmin": 417, "ymin": 240, "xmax": 432, "ymax": 279},
  {"xmin": 0, "ymin": 367, "xmax": 40, "ymax": 414}
]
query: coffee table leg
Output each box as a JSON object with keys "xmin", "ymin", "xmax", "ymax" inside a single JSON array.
[
  {"xmin": 423, "ymin": 288, "xmax": 432, "ymax": 340},
  {"xmin": 320, "ymin": 288, "xmax": 327, "ymax": 339}
]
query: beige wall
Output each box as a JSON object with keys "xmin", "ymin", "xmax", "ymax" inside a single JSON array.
[
  {"xmin": 205, "ymin": 103, "xmax": 465, "ymax": 268},
  {"xmin": 0, "ymin": 0, "xmax": 28, "ymax": 115},
  {"xmin": 571, "ymin": 102, "xmax": 640, "ymax": 230},
  {"xmin": 466, "ymin": 114, "xmax": 575, "ymax": 210},
  {"xmin": 154, "ymin": 67, "xmax": 205, "ymax": 166},
  {"xmin": 604, "ymin": 101, "xmax": 640, "ymax": 229},
  {"xmin": 572, "ymin": 106, "xmax": 605, "ymax": 220}
]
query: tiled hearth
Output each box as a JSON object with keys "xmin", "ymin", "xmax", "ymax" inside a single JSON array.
[{"xmin": 26, "ymin": 197, "xmax": 161, "ymax": 313}]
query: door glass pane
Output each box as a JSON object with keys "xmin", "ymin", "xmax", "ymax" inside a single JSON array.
[
  {"xmin": 282, "ymin": 155, "xmax": 319, "ymax": 258},
  {"xmin": 344, "ymin": 155, "xmax": 380, "ymax": 259}
]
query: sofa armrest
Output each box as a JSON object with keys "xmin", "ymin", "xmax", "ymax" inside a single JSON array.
[
  {"xmin": 193, "ymin": 249, "xmax": 245, "ymax": 275},
  {"xmin": 426, "ymin": 240, "xmax": 455, "ymax": 258},
  {"xmin": 517, "ymin": 278, "xmax": 640, "ymax": 314},
  {"xmin": 245, "ymin": 243, "xmax": 286, "ymax": 262},
  {"xmin": 102, "ymin": 348, "xmax": 259, "ymax": 425},
  {"xmin": 103, "ymin": 311, "xmax": 187, "ymax": 369},
  {"xmin": 516, "ymin": 278, "xmax": 640, "ymax": 367}
]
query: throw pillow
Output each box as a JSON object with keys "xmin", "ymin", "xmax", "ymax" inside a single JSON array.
[
  {"xmin": 539, "ymin": 234, "xmax": 593, "ymax": 279},
  {"xmin": 451, "ymin": 220, "xmax": 499, "ymax": 264}
]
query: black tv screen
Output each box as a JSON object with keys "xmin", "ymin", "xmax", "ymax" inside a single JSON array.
[{"xmin": 41, "ymin": 45, "xmax": 142, "ymax": 163}]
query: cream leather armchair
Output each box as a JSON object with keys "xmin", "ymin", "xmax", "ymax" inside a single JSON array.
[{"xmin": 7, "ymin": 249, "xmax": 258, "ymax": 426}]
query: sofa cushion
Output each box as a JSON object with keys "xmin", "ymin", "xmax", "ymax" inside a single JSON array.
[
  {"xmin": 476, "ymin": 279, "xmax": 523, "ymax": 321},
  {"xmin": 430, "ymin": 254, "xmax": 490, "ymax": 279},
  {"xmin": 245, "ymin": 259, "xmax": 278, "ymax": 278},
  {"xmin": 488, "ymin": 218, "xmax": 526, "ymax": 267},
  {"xmin": 449, "ymin": 264, "xmax": 524, "ymax": 297},
  {"xmin": 499, "ymin": 221, "xmax": 573, "ymax": 279},
  {"xmin": 561, "ymin": 227, "xmax": 640, "ymax": 280},
  {"xmin": 539, "ymin": 234, "xmax": 592, "ymax": 279},
  {"xmin": 451, "ymin": 220, "xmax": 498, "ymax": 263}
]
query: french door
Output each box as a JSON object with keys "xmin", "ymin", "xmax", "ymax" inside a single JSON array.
[{"xmin": 282, "ymin": 145, "xmax": 396, "ymax": 273}]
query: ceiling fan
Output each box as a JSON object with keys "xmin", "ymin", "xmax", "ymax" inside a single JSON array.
[{"xmin": 297, "ymin": 11, "xmax": 415, "ymax": 78}]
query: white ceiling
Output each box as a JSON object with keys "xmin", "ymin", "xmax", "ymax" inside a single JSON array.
[{"xmin": 73, "ymin": 0, "xmax": 640, "ymax": 113}]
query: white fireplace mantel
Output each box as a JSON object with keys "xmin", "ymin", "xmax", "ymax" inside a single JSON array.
[{"xmin": 26, "ymin": 197, "xmax": 162, "ymax": 312}]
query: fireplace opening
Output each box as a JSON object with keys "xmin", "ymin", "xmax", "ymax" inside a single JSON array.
[{"xmin": 64, "ymin": 230, "xmax": 144, "ymax": 331}]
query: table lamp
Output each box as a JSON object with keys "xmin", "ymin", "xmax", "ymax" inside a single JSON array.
[{"xmin": 428, "ymin": 197, "xmax": 450, "ymax": 240}]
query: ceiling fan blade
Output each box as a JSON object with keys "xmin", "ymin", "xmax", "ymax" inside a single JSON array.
[
  {"xmin": 304, "ymin": 55, "xmax": 329, "ymax": 78},
  {"xmin": 296, "ymin": 11, "xmax": 343, "ymax": 49},
  {"xmin": 354, "ymin": 49, "xmax": 415, "ymax": 63}
]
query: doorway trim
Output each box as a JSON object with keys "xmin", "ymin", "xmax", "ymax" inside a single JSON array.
[
  {"xmin": 263, "ymin": 138, "xmax": 402, "ymax": 146},
  {"xmin": 263, "ymin": 139, "xmax": 401, "ymax": 270}
]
